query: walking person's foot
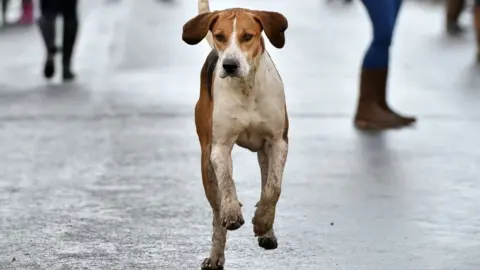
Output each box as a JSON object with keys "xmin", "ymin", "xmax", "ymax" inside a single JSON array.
[
  {"xmin": 446, "ymin": 22, "xmax": 465, "ymax": 35},
  {"xmin": 62, "ymin": 68, "xmax": 75, "ymax": 81},
  {"xmin": 43, "ymin": 53, "xmax": 55, "ymax": 79},
  {"xmin": 354, "ymin": 69, "xmax": 416, "ymax": 130}
]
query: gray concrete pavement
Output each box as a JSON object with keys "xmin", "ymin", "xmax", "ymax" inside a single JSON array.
[{"xmin": 1, "ymin": 0, "xmax": 480, "ymax": 269}]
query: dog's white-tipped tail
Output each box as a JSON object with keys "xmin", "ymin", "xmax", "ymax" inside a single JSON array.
[{"xmin": 198, "ymin": 0, "xmax": 214, "ymax": 49}]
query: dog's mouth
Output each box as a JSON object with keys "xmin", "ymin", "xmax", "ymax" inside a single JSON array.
[{"xmin": 219, "ymin": 72, "xmax": 238, "ymax": 79}]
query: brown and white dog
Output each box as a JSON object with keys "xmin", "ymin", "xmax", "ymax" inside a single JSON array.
[{"xmin": 182, "ymin": 0, "xmax": 289, "ymax": 269}]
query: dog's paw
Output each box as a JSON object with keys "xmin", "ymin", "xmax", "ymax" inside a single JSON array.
[
  {"xmin": 252, "ymin": 203, "xmax": 275, "ymax": 236},
  {"xmin": 201, "ymin": 256, "xmax": 224, "ymax": 270},
  {"xmin": 258, "ymin": 235, "xmax": 278, "ymax": 250},
  {"xmin": 220, "ymin": 200, "xmax": 244, "ymax": 231}
]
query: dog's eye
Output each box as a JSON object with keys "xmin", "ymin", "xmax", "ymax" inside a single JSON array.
[
  {"xmin": 214, "ymin": 34, "xmax": 226, "ymax": 42},
  {"xmin": 243, "ymin": 34, "xmax": 253, "ymax": 42}
]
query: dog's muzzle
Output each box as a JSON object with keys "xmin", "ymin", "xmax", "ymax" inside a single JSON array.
[{"xmin": 221, "ymin": 58, "xmax": 239, "ymax": 77}]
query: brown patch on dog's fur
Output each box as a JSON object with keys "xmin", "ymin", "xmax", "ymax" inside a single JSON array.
[
  {"xmin": 196, "ymin": 51, "xmax": 216, "ymax": 204},
  {"xmin": 183, "ymin": 8, "xmax": 288, "ymax": 63},
  {"xmin": 205, "ymin": 50, "xmax": 219, "ymax": 99}
]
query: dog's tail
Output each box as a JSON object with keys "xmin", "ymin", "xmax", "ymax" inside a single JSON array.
[{"xmin": 198, "ymin": 0, "xmax": 214, "ymax": 49}]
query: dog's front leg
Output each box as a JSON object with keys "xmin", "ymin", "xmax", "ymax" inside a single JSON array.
[
  {"xmin": 200, "ymin": 147, "xmax": 227, "ymax": 270},
  {"xmin": 210, "ymin": 143, "xmax": 245, "ymax": 230},
  {"xmin": 256, "ymin": 147, "xmax": 278, "ymax": 250},
  {"xmin": 252, "ymin": 138, "xmax": 288, "ymax": 237}
]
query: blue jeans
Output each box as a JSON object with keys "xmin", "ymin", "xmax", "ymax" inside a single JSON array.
[{"xmin": 361, "ymin": 0, "xmax": 402, "ymax": 69}]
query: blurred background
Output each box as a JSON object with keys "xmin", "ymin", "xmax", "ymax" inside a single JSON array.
[{"xmin": 1, "ymin": 0, "xmax": 479, "ymax": 269}]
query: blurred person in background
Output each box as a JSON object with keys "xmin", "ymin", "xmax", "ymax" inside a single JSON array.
[
  {"xmin": 2, "ymin": 0, "xmax": 9, "ymax": 24},
  {"xmin": 1, "ymin": 0, "xmax": 33, "ymax": 25},
  {"xmin": 475, "ymin": 0, "xmax": 480, "ymax": 61},
  {"xmin": 354, "ymin": 0, "xmax": 416, "ymax": 130},
  {"xmin": 445, "ymin": 0, "xmax": 480, "ymax": 62},
  {"xmin": 38, "ymin": 0, "xmax": 78, "ymax": 81},
  {"xmin": 447, "ymin": 0, "xmax": 480, "ymax": 62},
  {"xmin": 445, "ymin": 0, "xmax": 466, "ymax": 35},
  {"xmin": 18, "ymin": 0, "xmax": 34, "ymax": 24}
]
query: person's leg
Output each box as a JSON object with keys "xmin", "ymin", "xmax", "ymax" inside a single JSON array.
[
  {"xmin": 18, "ymin": 0, "xmax": 34, "ymax": 24},
  {"xmin": 376, "ymin": 0, "xmax": 415, "ymax": 123},
  {"xmin": 1, "ymin": 0, "xmax": 10, "ymax": 24},
  {"xmin": 445, "ymin": 0, "xmax": 465, "ymax": 35},
  {"xmin": 355, "ymin": 0, "xmax": 415, "ymax": 130},
  {"xmin": 38, "ymin": 0, "xmax": 58, "ymax": 79},
  {"xmin": 361, "ymin": 0, "xmax": 395, "ymax": 72},
  {"xmin": 60, "ymin": 0, "xmax": 78, "ymax": 81},
  {"xmin": 475, "ymin": 0, "xmax": 480, "ymax": 62}
]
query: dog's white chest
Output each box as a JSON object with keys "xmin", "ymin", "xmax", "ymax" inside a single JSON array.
[{"xmin": 211, "ymin": 57, "xmax": 285, "ymax": 151}]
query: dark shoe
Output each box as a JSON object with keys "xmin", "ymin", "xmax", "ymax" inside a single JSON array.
[
  {"xmin": 62, "ymin": 68, "xmax": 75, "ymax": 81},
  {"xmin": 43, "ymin": 56, "xmax": 55, "ymax": 79},
  {"xmin": 354, "ymin": 69, "xmax": 413, "ymax": 130},
  {"xmin": 376, "ymin": 68, "xmax": 416, "ymax": 125},
  {"xmin": 446, "ymin": 22, "xmax": 465, "ymax": 35}
]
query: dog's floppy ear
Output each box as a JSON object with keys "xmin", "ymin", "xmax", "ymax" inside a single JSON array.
[
  {"xmin": 182, "ymin": 12, "xmax": 220, "ymax": 45},
  {"xmin": 251, "ymin": 11, "xmax": 288, "ymax": 49}
]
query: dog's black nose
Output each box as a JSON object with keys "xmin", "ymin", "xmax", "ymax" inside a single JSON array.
[{"xmin": 222, "ymin": 58, "xmax": 239, "ymax": 74}]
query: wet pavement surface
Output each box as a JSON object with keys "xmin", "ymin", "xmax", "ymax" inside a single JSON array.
[{"xmin": 1, "ymin": 0, "xmax": 480, "ymax": 269}]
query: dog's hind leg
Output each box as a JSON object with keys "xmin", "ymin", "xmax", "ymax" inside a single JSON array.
[
  {"xmin": 252, "ymin": 138, "xmax": 288, "ymax": 237},
  {"xmin": 200, "ymin": 144, "xmax": 227, "ymax": 270},
  {"xmin": 256, "ymin": 146, "xmax": 278, "ymax": 250}
]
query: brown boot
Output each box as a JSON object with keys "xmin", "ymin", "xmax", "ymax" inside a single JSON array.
[
  {"xmin": 474, "ymin": 6, "xmax": 480, "ymax": 62},
  {"xmin": 354, "ymin": 69, "xmax": 412, "ymax": 130},
  {"xmin": 377, "ymin": 68, "xmax": 416, "ymax": 125},
  {"xmin": 446, "ymin": 0, "xmax": 466, "ymax": 35}
]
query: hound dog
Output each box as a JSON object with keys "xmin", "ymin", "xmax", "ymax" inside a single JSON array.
[{"xmin": 182, "ymin": 0, "xmax": 289, "ymax": 269}]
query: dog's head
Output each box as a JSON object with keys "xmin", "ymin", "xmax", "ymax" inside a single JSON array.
[{"xmin": 182, "ymin": 8, "xmax": 288, "ymax": 79}]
